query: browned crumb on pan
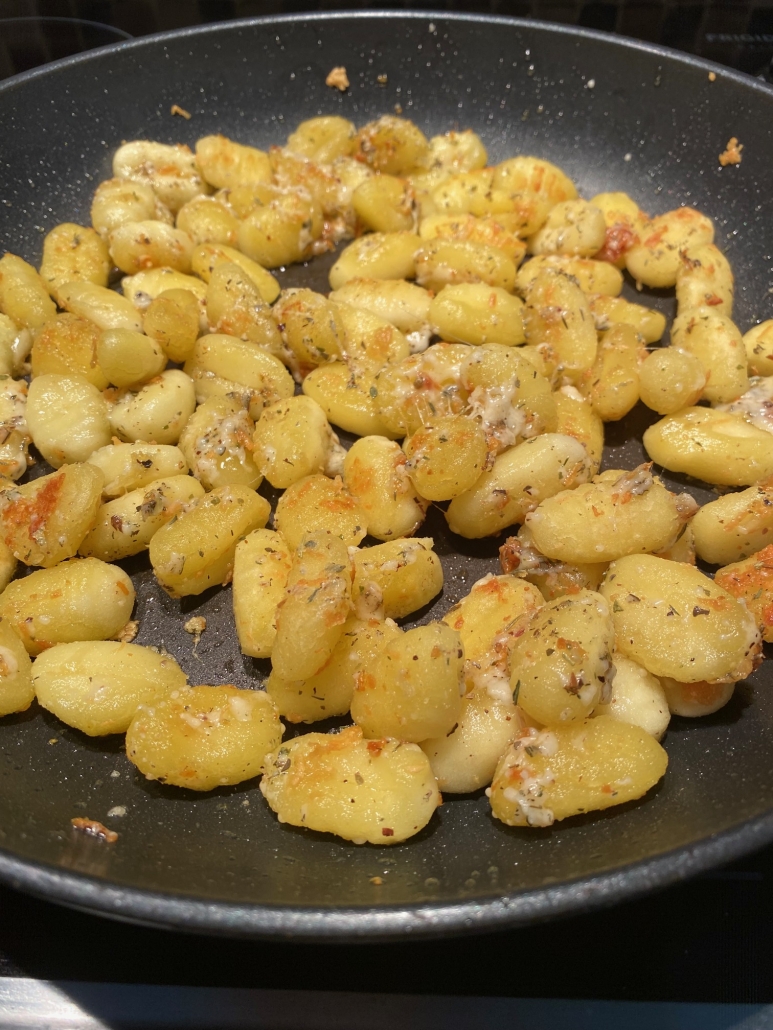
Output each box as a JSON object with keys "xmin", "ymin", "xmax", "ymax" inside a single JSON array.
[
  {"xmin": 71, "ymin": 817, "xmax": 119, "ymax": 843},
  {"xmin": 719, "ymin": 137, "xmax": 743, "ymax": 166},
  {"xmin": 708, "ymin": 71, "xmax": 717, "ymax": 82},
  {"xmin": 326, "ymin": 66, "xmax": 350, "ymax": 92},
  {"xmin": 170, "ymin": 104, "xmax": 192, "ymax": 120},
  {"xmin": 369, "ymin": 876, "xmax": 384, "ymax": 885},
  {"xmin": 184, "ymin": 615, "xmax": 207, "ymax": 645},
  {"xmin": 115, "ymin": 620, "xmax": 139, "ymax": 644}
]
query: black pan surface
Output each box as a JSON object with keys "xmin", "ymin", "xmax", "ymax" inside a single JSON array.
[{"xmin": 0, "ymin": 12, "xmax": 772, "ymax": 940}]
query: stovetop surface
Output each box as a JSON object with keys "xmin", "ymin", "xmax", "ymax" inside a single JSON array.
[{"xmin": 0, "ymin": 2, "xmax": 772, "ymax": 1024}]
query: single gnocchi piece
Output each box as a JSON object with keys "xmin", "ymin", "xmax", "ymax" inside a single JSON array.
[
  {"xmin": 643, "ymin": 407, "xmax": 773, "ymax": 487},
  {"xmin": 113, "ymin": 139, "xmax": 208, "ymax": 214},
  {"xmin": 33, "ymin": 641, "xmax": 188, "ymax": 736},
  {"xmin": 329, "ymin": 273, "xmax": 432, "ymax": 337},
  {"xmin": 552, "ymin": 386, "xmax": 605, "ymax": 476},
  {"xmin": 302, "ymin": 362, "xmax": 397, "ymax": 439},
  {"xmin": 528, "ymin": 200, "xmax": 607, "ymax": 257},
  {"xmin": 403, "ymin": 416, "xmax": 488, "ymax": 502},
  {"xmin": 442, "ymin": 573, "xmax": 543, "ymax": 665},
  {"xmin": 588, "ymin": 294, "xmax": 666, "ymax": 344},
  {"xmin": 91, "ymin": 177, "xmax": 172, "ymax": 237},
  {"xmin": 499, "ymin": 524, "xmax": 609, "ymax": 601},
  {"xmin": 253, "ymin": 395, "xmax": 340, "ymax": 490},
  {"xmin": 594, "ymin": 653, "xmax": 670, "ymax": 740},
  {"xmin": 0, "ymin": 558, "xmax": 135, "ymax": 656},
  {"xmin": 179, "ymin": 396, "xmax": 262, "ymax": 491},
  {"xmin": 638, "ymin": 348, "xmax": 707, "ymax": 415},
  {"xmin": 57, "ymin": 281, "xmax": 143, "ymax": 333},
  {"xmin": 109, "ymin": 369, "xmax": 197, "ymax": 446},
  {"xmin": 0, "ymin": 618, "xmax": 34, "ymax": 718},
  {"xmin": 31, "ymin": 314, "xmax": 107, "ymax": 389},
  {"xmin": 446, "ymin": 433, "xmax": 592, "ymax": 539},
  {"xmin": 344, "ymin": 435, "xmax": 427, "ymax": 538},
  {"xmin": 355, "ymin": 116, "xmax": 429, "ymax": 175},
  {"xmin": 421, "ymin": 686, "xmax": 524, "ymax": 794},
  {"xmin": 509, "ymin": 590, "xmax": 614, "ymax": 725},
  {"xmin": 582, "ymin": 324, "xmax": 645, "ymax": 423},
  {"xmin": 204, "ymin": 262, "xmax": 284, "ymax": 358},
  {"xmin": 429, "ymin": 284, "xmax": 525, "ymax": 347},
  {"xmin": 525, "ymin": 464, "xmax": 696, "ymax": 564},
  {"xmin": 126, "ymin": 685, "xmax": 283, "ymax": 791},
  {"xmin": 676, "ymin": 243, "xmax": 734, "ymax": 317},
  {"xmin": 489, "ymin": 717, "xmax": 668, "ymax": 827},
  {"xmin": 0, "ymin": 253, "xmax": 57, "ymax": 330},
  {"xmin": 414, "ymin": 239, "xmax": 517, "ymax": 294},
  {"xmin": 273, "ymin": 474, "xmax": 366, "ymax": 551},
  {"xmin": 150, "ymin": 484, "xmax": 270, "ymax": 597},
  {"xmin": 329, "ymin": 231, "xmax": 420, "ymax": 290},
  {"xmin": 0, "ymin": 376, "xmax": 30, "ymax": 481},
  {"xmin": 272, "ymin": 289, "xmax": 345, "ymax": 372},
  {"xmin": 419, "ymin": 212, "xmax": 527, "ymax": 266},
  {"xmin": 0, "ymin": 463, "xmax": 104, "ymax": 567},
  {"xmin": 260, "ymin": 725, "xmax": 439, "ymax": 844},
  {"xmin": 600, "ymin": 553, "xmax": 761, "ymax": 683},
  {"xmin": 691, "ymin": 478, "xmax": 773, "ymax": 566},
  {"xmin": 352, "ymin": 174, "xmax": 416, "ymax": 233},
  {"xmin": 143, "ymin": 289, "xmax": 202, "ymax": 363},
  {"xmin": 670, "ymin": 307, "xmax": 748, "ymax": 405},
  {"xmin": 96, "ymin": 328, "xmax": 167, "ymax": 388},
  {"xmin": 176, "ymin": 195, "xmax": 239, "ymax": 247},
  {"xmin": 237, "ymin": 188, "xmax": 323, "ymax": 269},
  {"xmin": 350, "ymin": 621, "xmax": 464, "ymax": 742},
  {"xmin": 286, "ymin": 116, "xmax": 356, "ymax": 163},
  {"xmin": 232, "ymin": 528, "xmax": 293, "ymax": 659},
  {"xmin": 744, "ymin": 320, "xmax": 773, "ymax": 377},
  {"xmin": 659, "ymin": 678, "xmax": 735, "ymax": 718},
  {"xmin": 714, "ymin": 544, "xmax": 773, "ymax": 643},
  {"xmin": 516, "ymin": 255, "xmax": 624, "ymax": 298},
  {"xmin": 523, "ymin": 271, "xmax": 597, "ymax": 379},
  {"xmin": 271, "ymin": 531, "xmax": 353, "ymax": 682},
  {"xmin": 195, "ymin": 134, "xmax": 272, "ymax": 189},
  {"xmin": 625, "ymin": 207, "xmax": 714, "ymax": 288},
  {"xmin": 109, "ymin": 220, "xmax": 194, "ymax": 275},
  {"xmin": 335, "ymin": 301, "xmax": 410, "ymax": 372},
  {"xmin": 26, "ymin": 374, "xmax": 111, "ymax": 467},
  {"xmin": 183, "ymin": 334, "xmax": 294, "ymax": 422},
  {"xmin": 86, "ymin": 442, "xmax": 188, "ymax": 498},
  {"xmin": 39, "ymin": 223, "xmax": 110, "ymax": 297},
  {"xmin": 351, "ymin": 538, "xmax": 443, "ymax": 620},
  {"xmin": 190, "ymin": 242, "xmax": 280, "ymax": 305},
  {"xmin": 78, "ymin": 475, "xmax": 205, "ymax": 562}
]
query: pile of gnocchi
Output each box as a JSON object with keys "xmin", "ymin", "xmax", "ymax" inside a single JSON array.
[{"xmin": 0, "ymin": 112, "xmax": 771, "ymax": 846}]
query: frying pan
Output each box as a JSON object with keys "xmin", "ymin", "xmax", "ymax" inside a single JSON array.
[{"xmin": 0, "ymin": 12, "xmax": 772, "ymax": 941}]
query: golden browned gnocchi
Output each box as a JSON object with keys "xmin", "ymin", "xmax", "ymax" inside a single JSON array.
[{"xmin": 1, "ymin": 111, "xmax": 768, "ymax": 859}]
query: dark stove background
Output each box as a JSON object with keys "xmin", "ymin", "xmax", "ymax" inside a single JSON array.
[{"xmin": 0, "ymin": 0, "xmax": 771, "ymax": 1022}]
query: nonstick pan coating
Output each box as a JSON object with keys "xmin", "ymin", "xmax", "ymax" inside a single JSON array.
[{"xmin": 0, "ymin": 13, "xmax": 772, "ymax": 940}]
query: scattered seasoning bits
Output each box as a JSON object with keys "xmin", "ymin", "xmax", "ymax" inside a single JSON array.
[
  {"xmin": 170, "ymin": 104, "xmax": 192, "ymax": 120},
  {"xmin": 326, "ymin": 66, "xmax": 349, "ymax": 91},
  {"xmin": 71, "ymin": 817, "xmax": 119, "ymax": 843},
  {"xmin": 115, "ymin": 620, "xmax": 139, "ymax": 644},
  {"xmin": 381, "ymin": 827, "xmax": 394, "ymax": 837},
  {"xmin": 184, "ymin": 615, "xmax": 207, "ymax": 645},
  {"xmin": 719, "ymin": 137, "xmax": 743, "ymax": 166}
]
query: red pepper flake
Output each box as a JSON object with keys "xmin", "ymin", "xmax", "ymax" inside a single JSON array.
[
  {"xmin": 367, "ymin": 739, "xmax": 386, "ymax": 754},
  {"xmin": 71, "ymin": 817, "xmax": 118, "ymax": 843},
  {"xmin": 382, "ymin": 827, "xmax": 394, "ymax": 837}
]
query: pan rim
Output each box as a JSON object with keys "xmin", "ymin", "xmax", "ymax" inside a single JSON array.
[
  {"xmin": 1, "ymin": 9, "xmax": 773, "ymax": 103},
  {"xmin": 1, "ymin": 10, "xmax": 773, "ymax": 940},
  {"xmin": 2, "ymin": 810, "xmax": 772, "ymax": 940}
]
